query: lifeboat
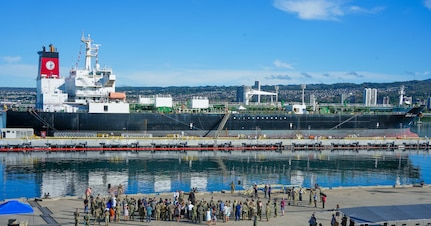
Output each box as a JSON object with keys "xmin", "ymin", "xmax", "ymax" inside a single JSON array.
[{"xmin": 109, "ymin": 92, "xmax": 126, "ymax": 100}]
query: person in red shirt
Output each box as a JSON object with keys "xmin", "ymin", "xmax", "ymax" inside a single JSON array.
[{"xmin": 321, "ymin": 195, "xmax": 326, "ymax": 209}]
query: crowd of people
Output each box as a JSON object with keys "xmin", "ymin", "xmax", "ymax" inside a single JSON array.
[{"xmin": 77, "ymin": 183, "xmax": 333, "ymax": 226}]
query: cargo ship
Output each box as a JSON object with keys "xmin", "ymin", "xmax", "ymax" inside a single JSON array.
[{"xmin": 2, "ymin": 34, "xmax": 424, "ymax": 138}]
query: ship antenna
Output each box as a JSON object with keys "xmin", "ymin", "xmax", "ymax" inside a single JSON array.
[
  {"xmin": 301, "ymin": 84, "xmax": 306, "ymax": 105},
  {"xmin": 81, "ymin": 34, "xmax": 92, "ymax": 71},
  {"xmin": 94, "ymin": 44, "xmax": 100, "ymax": 70},
  {"xmin": 75, "ymin": 44, "xmax": 83, "ymax": 69}
]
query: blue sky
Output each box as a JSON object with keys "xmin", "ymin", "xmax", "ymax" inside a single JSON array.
[{"xmin": 0, "ymin": 0, "xmax": 430, "ymax": 87}]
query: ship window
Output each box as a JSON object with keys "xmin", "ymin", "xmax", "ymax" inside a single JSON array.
[
  {"xmin": 247, "ymin": 117, "xmax": 250, "ymax": 120},
  {"xmin": 266, "ymin": 117, "xmax": 269, "ymax": 120},
  {"xmin": 242, "ymin": 117, "xmax": 245, "ymax": 120},
  {"xmin": 233, "ymin": 116, "xmax": 236, "ymax": 120},
  {"xmin": 104, "ymin": 105, "xmax": 108, "ymax": 112},
  {"xmin": 257, "ymin": 117, "xmax": 260, "ymax": 120},
  {"xmin": 275, "ymin": 117, "xmax": 277, "ymax": 120},
  {"xmin": 284, "ymin": 117, "xmax": 287, "ymax": 120}
]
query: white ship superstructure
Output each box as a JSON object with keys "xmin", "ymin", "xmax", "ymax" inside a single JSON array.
[
  {"xmin": 35, "ymin": 44, "xmax": 68, "ymax": 112},
  {"xmin": 36, "ymin": 34, "xmax": 128, "ymax": 113}
]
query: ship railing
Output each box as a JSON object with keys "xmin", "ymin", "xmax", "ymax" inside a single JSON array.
[
  {"xmin": 243, "ymin": 184, "xmax": 302, "ymax": 196},
  {"xmin": 54, "ymin": 131, "xmax": 98, "ymax": 137}
]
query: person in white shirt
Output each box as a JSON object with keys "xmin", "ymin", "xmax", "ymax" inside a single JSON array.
[
  {"xmin": 173, "ymin": 190, "xmax": 179, "ymax": 202},
  {"xmin": 187, "ymin": 201, "xmax": 194, "ymax": 220},
  {"xmin": 223, "ymin": 203, "xmax": 231, "ymax": 222},
  {"xmin": 206, "ymin": 208, "xmax": 212, "ymax": 226}
]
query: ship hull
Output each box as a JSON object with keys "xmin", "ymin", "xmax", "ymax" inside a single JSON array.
[{"xmin": 4, "ymin": 108, "xmax": 421, "ymax": 138}]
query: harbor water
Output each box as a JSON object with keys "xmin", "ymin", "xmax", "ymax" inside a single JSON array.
[
  {"xmin": 0, "ymin": 121, "xmax": 430, "ymax": 201},
  {"xmin": 1, "ymin": 148, "xmax": 430, "ymax": 201}
]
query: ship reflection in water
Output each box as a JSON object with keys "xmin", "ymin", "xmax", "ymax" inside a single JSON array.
[{"xmin": 0, "ymin": 150, "xmax": 430, "ymax": 200}]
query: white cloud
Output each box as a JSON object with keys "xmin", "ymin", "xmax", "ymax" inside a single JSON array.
[
  {"xmin": 266, "ymin": 74, "xmax": 292, "ymax": 80},
  {"xmin": 346, "ymin": 71, "xmax": 364, "ymax": 78},
  {"xmin": 273, "ymin": 0, "xmax": 344, "ymax": 21},
  {"xmin": 404, "ymin": 71, "xmax": 430, "ymax": 79},
  {"xmin": 349, "ymin": 5, "xmax": 384, "ymax": 14},
  {"xmin": 1, "ymin": 56, "xmax": 22, "ymax": 64},
  {"xmin": 273, "ymin": 0, "xmax": 384, "ymax": 21},
  {"xmin": 273, "ymin": 59, "xmax": 294, "ymax": 69},
  {"xmin": 425, "ymin": 0, "xmax": 431, "ymax": 10},
  {"xmin": 0, "ymin": 63, "xmax": 37, "ymax": 87}
]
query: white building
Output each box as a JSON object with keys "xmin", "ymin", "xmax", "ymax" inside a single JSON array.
[
  {"xmin": 364, "ymin": 88, "xmax": 377, "ymax": 106},
  {"xmin": 189, "ymin": 97, "xmax": 209, "ymax": 109}
]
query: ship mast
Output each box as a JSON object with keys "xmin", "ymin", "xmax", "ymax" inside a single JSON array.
[
  {"xmin": 301, "ymin": 84, "xmax": 306, "ymax": 105},
  {"xmin": 81, "ymin": 34, "xmax": 92, "ymax": 70},
  {"xmin": 81, "ymin": 34, "xmax": 100, "ymax": 71}
]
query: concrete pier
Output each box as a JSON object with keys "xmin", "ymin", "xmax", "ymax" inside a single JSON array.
[
  {"xmin": 0, "ymin": 136, "xmax": 429, "ymax": 153},
  {"xmin": 2, "ymin": 186, "xmax": 431, "ymax": 226}
]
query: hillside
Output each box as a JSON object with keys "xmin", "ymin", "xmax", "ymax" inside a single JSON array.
[{"xmin": 1, "ymin": 79, "xmax": 430, "ymax": 106}]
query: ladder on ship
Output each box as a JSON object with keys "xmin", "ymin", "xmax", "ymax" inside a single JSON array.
[
  {"xmin": 214, "ymin": 111, "xmax": 231, "ymax": 138},
  {"xmin": 29, "ymin": 110, "xmax": 58, "ymax": 132},
  {"xmin": 329, "ymin": 113, "xmax": 358, "ymax": 130}
]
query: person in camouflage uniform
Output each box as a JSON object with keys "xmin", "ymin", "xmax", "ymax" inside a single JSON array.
[
  {"xmin": 91, "ymin": 197, "xmax": 96, "ymax": 217},
  {"xmin": 74, "ymin": 208, "xmax": 80, "ymax": 226},
  {"xmin": 265, "ymin": 201, "xmax": 271, "ymax": 222},
  {"xmin": 155, "ymin": 202, "xmax": 161, "ymax": 220},
  {"xmin": 168, "ymin": 202, "xmax": 175, "ymax": 221},
  {"xmin": 161, "ymin": 202, "xmax": 167, "ymax": 221},
  {"xmin": 192, "ymin": 203, "xmax": 198, "ymax": 223},
  {"xmin": 256, "ymin": 198, "xmax": 262, "ymax": 221},
  {"xmin": 129, "ymin": 199, "xmax": 135, "ymax": 221},
  {"xmin": 138, "ymin": 204, "xmax": 145, "ymax": 222},
  {"xmin": 104, "ymin": 209, "xmax": 109, "ymax": 226},
  {"xmin": 249, "ymin": 199, "xmax": 255, "ymax": 220},
  {"xmin": 197, "ymin": 201, "xmax": 204, "ymax": 223},
  {"xmin": 94, "ymin": 207, "xmax": 102, "ymax": 225},
  {"xmin": 115, "ymin": 203, "xmax": 121, "ymax": 222},
  {"xmin": 242, "ymin": 200, "xmax": 249, "ymax": 220},
  {"xmin": 83, "ymin": 213, "xmax": 90, "ymax": 226}
]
